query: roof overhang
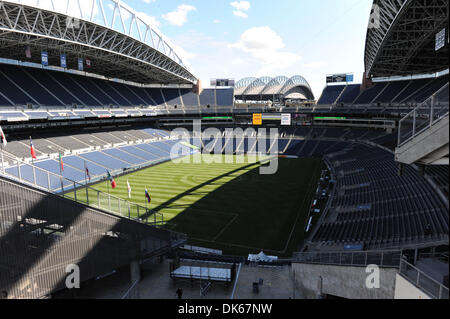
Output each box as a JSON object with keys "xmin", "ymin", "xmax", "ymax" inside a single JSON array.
[
  {"xmin": 0, "ymin": 0, "xmax": 197, "ymax": 84},
  {"xmin": 234, "ymin": 75, "xmax": 314, "ymax": 100},
  {"xmin": 365, "ymin": 0, "xmax": 449, "ymax": 77}
]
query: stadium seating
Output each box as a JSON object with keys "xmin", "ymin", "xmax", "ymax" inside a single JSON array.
[
  {"xmin": 1, "ymin": 127, "xmax": 192, "ymax": 186},
  {"xmin": 311, "ymin": 143, "xmax": 448, "ymax": 249},
  {"xmin": 353, "ymin": 83, "xmax": 388, "ymax": 104},
  {"xmin": 426, "ymin": 166, "xmax": 449, "ymax": 198},
  {"xmin": 216, "ymin": 88, "xmax": 234, "ymax": 107},
  {"xmin": 180, "ymin": 89, "xmax": 200, "ymax": 108},
  {"xmin": 199, "ymin": 89, "xmax": 216, "ymax": 106},
  {"xmin": 186, "ymin": 126, "xmax": 448, "ymax": 250},
  {"xmin": 373, "ymin": 80, "xmax": 410, "ymax": 104},
  {"xmin": 0, "ymin": 64, "xmax": 234, "ymax": 110},
  {"xmin": 317, "ymin": 85, "xmax": 346, "ymax": 105},
  {"xmin": 162, "ymin": 88, "xmax": 182, "ymax": 107},
  {"xmin": 2, "ymin": 124, "xmax": 448, "ymax": 251},
  {"xmin": 318, "ymin": 75, "xmax": 448, "ymax": 107},
  {"xmin": 405, "ymin": 75, "xmax": 449, "ymax": 104},
  {"xmin": 336, "ymin": 84, "xmax": 361, "ymax": 105}
]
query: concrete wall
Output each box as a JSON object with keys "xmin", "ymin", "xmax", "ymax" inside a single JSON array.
[
  {"xmin": 292, "ymin": 263, "xmax": 398, "ymax": 299},
  {"xmin": 394, "ymin": 274, "xmax": 431, "ymax": 299},
  {"xmin": 395, "ymin": 115, "xmax": 449, "ymax": 165}
]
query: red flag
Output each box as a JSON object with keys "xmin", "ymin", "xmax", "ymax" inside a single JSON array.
[
  {"xmin": 30, "ymin": 137, "xmax": 37, "ymax": 159},
  {"xmin": 0, "ymin": 126, "xmax": 6, "ymax": 147}
]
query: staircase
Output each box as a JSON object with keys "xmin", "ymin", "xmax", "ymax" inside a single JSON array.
[{"xmin": 396, "ymin": 84, "xmax": 449, "ymax": 165}]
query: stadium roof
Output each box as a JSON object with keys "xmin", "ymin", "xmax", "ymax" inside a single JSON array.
[
  {"xmin": 234, "ymin": 75, "xmax": 314, "ymax": 100},
  {"xmin": 0, "ymin": 0, "xmax": 197, "ymax": 84},
  {"xmin": 365, "ymin": 0, "xmax": 449, "ymax": 77}
]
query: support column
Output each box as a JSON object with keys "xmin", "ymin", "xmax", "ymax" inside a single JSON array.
[{"xmin": 130, "ymin": 260, "xmax": 141, "ymax": 283}]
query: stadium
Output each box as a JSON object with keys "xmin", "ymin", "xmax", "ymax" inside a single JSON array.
[
  {"xmin": 234, "ymin": 75, "xmax": 315, "ymax": 104},
  {"xmin": 0, "ymin": 0, "xmax": 448, "ymax": 302}
]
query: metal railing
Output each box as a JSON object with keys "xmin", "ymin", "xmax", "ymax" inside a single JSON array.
[
  {"xmin": 121, "ymin": 280, "xmax": 140, "ymax": 300},
  {"xmin": 293, "ymin": 250, "xmax": 402, "ymax": 268},
  {"xmin": 0, "ymin": 155, "xmax": 165, "ymax": 227},
  {"xmin": 399, "ymin": 259, "xmax": 449, "ymax": 299},
  {"xmin": 398, "ymin": 83, "xmax": 449, "ymax": 147}
]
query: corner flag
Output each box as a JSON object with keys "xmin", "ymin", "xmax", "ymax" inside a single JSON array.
[{"xmin": 127, "ymin": 180, "xmax": 132, "ymax": 198}]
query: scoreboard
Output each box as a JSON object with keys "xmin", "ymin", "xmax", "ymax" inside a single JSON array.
[
  {"xmin": 326, "ymin": 73, "xmax": 354, "ymax": 83},
  {"xmin": 211, "ymin": 79, "xmax": 235, "ymax": 87}
]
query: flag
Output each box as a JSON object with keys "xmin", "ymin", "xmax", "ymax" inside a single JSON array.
[
  {"xmin": 127, "ymin": 180, "xmax": 132, "ymax": 199},
  {"xmin": 30, "ymin": 137, "xmax": 37, "ymax": 159},
  {"xmin": 25, "ymin": 46, "xmax": 31, "ymax": 58},
  {"xmin": 58, "ymin": 152, "xmax": 64, "ymax": 172},
  {"xmin": 41, "ymin": 51, "xmax": 48, "ymax": 66},
  {"xmin": 60, "ymin": 54, "xmax": 67, "ymax": 68},
  {"xmin": 78, "ymin": 58, "xmax": 84, "ymax": 71},
  {"xmin": 0, "ymin": 126, "xmax": 6, "ymax": 147},
  {"xmin": 107, "ymin": 170, "xmax": 117, "ymax": 189},
  {"xmin": 86, "ymin": 59, "xmax": 91, "ymax": 68},
  {"xmin": 145, "ymin": 188, "xmax": 151, "ymax": 204},
  {"xmin": 84, "ymin": 161, "xmax": 91, "ymax": 181}
]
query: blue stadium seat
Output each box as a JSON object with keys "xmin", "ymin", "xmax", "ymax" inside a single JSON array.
[
  {"xmin": 199, "ymin": 89, "xmax": 216, "ymax": 106},
  {"xmin": 180, "ymin": 89, "xmax": 200, "ymax": 107},
  {"xmin": 216, "ymin": 89, "xmax": 234, "ymax": 106},
  {"xmin": 80, "ymin": 151, "xmax": 131, "ymax": 170},
  {"xmin": 317, "ymin": 85, "xmax": 346, "ymax": 105},
  {"xmin": 102, "ymin": 148, "xmax": 147, "ymax": 165}
]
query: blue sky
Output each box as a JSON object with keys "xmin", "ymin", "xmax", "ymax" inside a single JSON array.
[{"xmin": 122, "ymin": 0, "xmax": 374, "ymax": 98}]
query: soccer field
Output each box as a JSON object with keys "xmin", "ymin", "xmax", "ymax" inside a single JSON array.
[{"xmin": 74, "ymin": 154, "xmax": 323, "ymax": 256}]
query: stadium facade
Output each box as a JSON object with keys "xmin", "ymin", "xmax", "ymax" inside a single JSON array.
[{"xmin": 234, "ymin": 75, "xmax": 315, "ymax": 103}]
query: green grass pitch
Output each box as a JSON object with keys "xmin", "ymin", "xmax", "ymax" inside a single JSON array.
[{"xmin": 69, "ymin": 155, "xmax": 323, "ymax": 257}]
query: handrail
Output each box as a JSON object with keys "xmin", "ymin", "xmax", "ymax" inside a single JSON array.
[
  {"xmin": 399, "ymin": 259, "xmax": 449, "ymax": 299},
  {"xmin": 293, "ymin": 250, "xmax": 403, "ymax": 268},
  {"xmin": 121, "ymin": 280, "xmax": 140, "ymax": 299},
  {"xmin": 398, "ymin": 83, "xmax": 449, "ymax": 147}
]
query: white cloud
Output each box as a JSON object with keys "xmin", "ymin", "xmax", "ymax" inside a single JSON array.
[
  {"xmin": 303, "ymin": 61, "xmax": 328, "ymax": 68},
  {"xmin": 230, "ymin": 1, "xmax": 251, "ymax": 11},
  {"xmin": 162, "ymin": 4, "xmax": 196, "ymax": 27},
  {"xmin": 232, "ymin": 10, "xmax": 248, "ymax": 18},
  {"xmin": 142, "ymin": 0, "xmax": 156, "ymax": 3},
  {"xmin": 231, "ymin": 1, "xmax": 251, "ymax": 18},
  {"xmin": 213, "ymin": 19, "xmax": 222, "ymax": 24},
  {"xmin": 230, "ymin": 26, "xmax": 301, "ymax": 73}
]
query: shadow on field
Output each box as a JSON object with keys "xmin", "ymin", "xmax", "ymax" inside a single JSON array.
[
  {"xmin": 142, "ymin": 161, "xmax": 261, "ymax": 217},
  {"xmin": 150, "ymin": 158, "xmax": 321, "ymax": 256}
]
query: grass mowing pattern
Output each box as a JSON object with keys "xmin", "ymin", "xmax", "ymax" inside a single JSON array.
[{"xmin": 69, "ymin": 155, "xmax": 323, "ymax": 256}]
